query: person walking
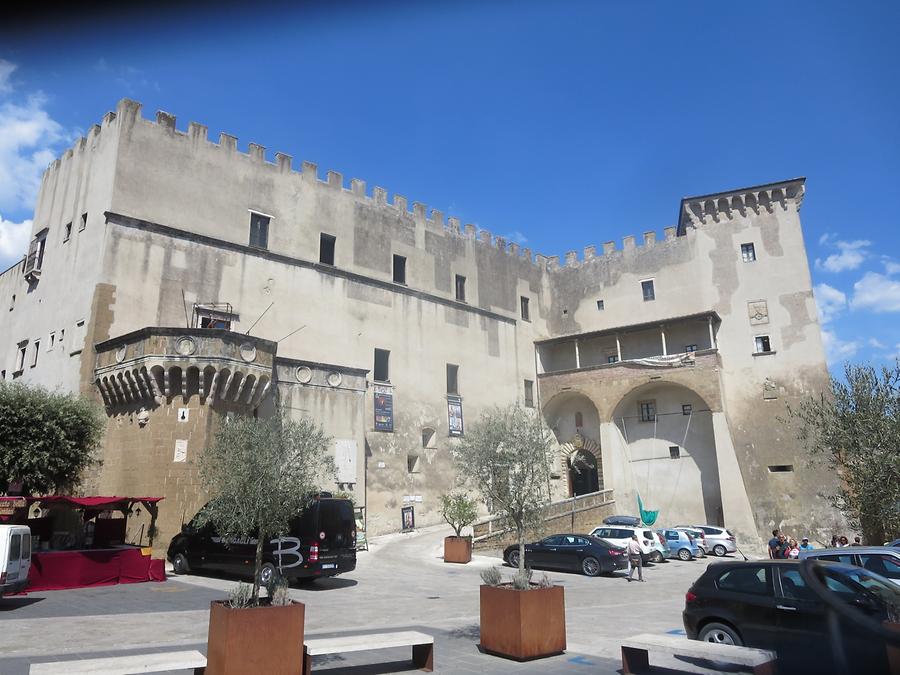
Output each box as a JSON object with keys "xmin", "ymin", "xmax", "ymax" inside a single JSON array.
[
  {"xmin": 799, "ymin": 537, "xmax": 814, "ymax": 551},
  {"xmin": 788, "ymin": 538, "xmax": 800, "ymax": 559},
  {"xmin": 838, "ymin": 535, "xmax": 850, "ymax": 547},
  {"xmin": 768, "ymin": 529, "xmax": 781, "ymax": 559},
  {"xmin": 626, "ymin": 534, "xmax": 645, "ymax": 582},
  {"xmin": 851, "ymin": 536, "xmax": 862, "ymax": 546}
]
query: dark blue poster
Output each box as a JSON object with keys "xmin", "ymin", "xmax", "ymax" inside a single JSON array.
[
  {"xmin": 447, "ymin": 395, "xmax": 464, "ymax": 437},
  {"xmin": 374, "ymin": 391, "xmax": 393, "ymax": 432}
]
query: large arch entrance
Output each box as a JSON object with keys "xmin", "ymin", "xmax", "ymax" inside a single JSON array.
[
  {"xmin": 611, "ymin": 381, "xmax": 723, "ymax": 526},
  {"xmin": 542, "ymin": 391, "xmax": 603, "ymax": 499}
]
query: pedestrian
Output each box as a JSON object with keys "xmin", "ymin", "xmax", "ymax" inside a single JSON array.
[
  {"xmin": 626, "ymin": 534, "xmax": 644, "ymax": 582},
  {"xmin": 775, "ymin": 533, "xmax": 790, "ymax": 558},
  {"xmin": 788, "ymin": 538, "xmax": 800, "ymax": 559},
  {"xmin": 799, "ymin": 537, "xmax": 814, "ymax": 551},
  {"xmin": 851, "ymin": 536, "xmax": 862, "ymax": 546},
  {"xmin": 839, "ymin": 535, "xmax": 849, "ymax": 547},
  {"xmin": 768, "ymin": 529, "xmax": 781, "ymax": 559},
  {"xmin": 831, "ymin": 535, "xmax": 838, "ymax": 548}
]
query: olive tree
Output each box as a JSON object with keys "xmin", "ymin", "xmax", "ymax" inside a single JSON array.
[
  {"xmin": 0, "ymin": 382, "xmax": 105, "ymax": 494},
  {"xmin": 785, "ymin": 360, "xmax": 900, "ymax": 544},
  {"xmin": 439, "ymin": 491, "xmax": 479, "ymax": 537},
  {"xmin": 198, "ymin": 411, "xmax": 333, "ymax": 604},
  {"xmin": 452, "ymin": 404, "xmax": 554, "ymax": 574}
]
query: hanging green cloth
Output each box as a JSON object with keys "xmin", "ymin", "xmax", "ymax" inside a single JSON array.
[{"xmin": 637, "ymin": 494, "xmax": 659, "ymax": 526}]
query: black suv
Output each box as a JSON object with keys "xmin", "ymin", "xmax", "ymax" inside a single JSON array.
[
  {"xmin": 167, "ymin": 496, "xmax": 357, "ymax": 584},
  {"xmin": 683, "ymin": 560, "xmax": 899, "ymax": 673}
]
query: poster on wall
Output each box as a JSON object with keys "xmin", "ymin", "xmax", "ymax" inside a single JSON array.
[
  {"xmin": 447, "ymin": 395, "xmax": 464, "ymax": 437},
  {"xmin": 374, "ymin": 388, "xmax": 394, "ymax": 432},
  {"xmin": 401, "ymin": 505, "xmax": 415, "ymax": 531}
]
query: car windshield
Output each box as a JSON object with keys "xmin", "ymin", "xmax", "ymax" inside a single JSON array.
[{"xmin": 821, "ymin": 566, "xmax": 900, "ymax": 622}]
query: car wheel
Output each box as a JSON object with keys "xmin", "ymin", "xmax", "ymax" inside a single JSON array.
[
  {"xmin": 507, "ymin": 551, "xmax": 520, "ymax": 568},
  {"xmin": 258, "ymin": 562, "xmax": 277, "ymax": 586},
  {"xmin": 649, "ymin": 551, "xmax": 663, "ymax": 563},
  {"xmin": 699, "ymin": 622, "xmax": 742, "ymax": 646},
  {"xmin": 172, "ymin": 553, "xmax": 190, "ymax": 574},
  {"xmin": 678, "ymin": 548, "xmax": 692, "ymax": 561},
  {"xmin": 582, "ymin": 556, "xmax": 601, "ymax": 577},
  {"xmin": 713, "ymin": 544, "xmax": 727, "ymax": 557}
]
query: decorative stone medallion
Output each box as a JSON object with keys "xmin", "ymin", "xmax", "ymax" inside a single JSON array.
[
  {"xmin": 748, "ymin": 300, "xmax": 769, "ymax": 326},
  {"xmin": 239, "ymin": 342, "xmax": 257, "ymax": 363},
  {"xmin": 114, "ymin": 345, "xmax": 127, "ymax": 363},
  {"xmin": 326, "ymin": 371, "xmax": 342, "ymax": 387},
  {"xmin": 296, "ymin": 366, "xmax": 313, "ymax": 383},
  {"xmin": 175, "ymin": 336, "xmax": 196, "ymax": 356}
]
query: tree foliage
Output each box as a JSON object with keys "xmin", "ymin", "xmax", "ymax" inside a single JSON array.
[
  {"xmin": 197, "ymin": 411, "xmax": 333, "ymax": 603},
  {"xmin": 439, "ymin": 491, "xmax": 479, "ymax": 537},
  {"xmin": 786, "ymin": 361, "xmax": 900, "ymax": 544},
  {"xmin": 0, "ymin": 382, "xmax": 105, "ymax": 494},
  {"xmin": 452, "ymin": 404, "xmax": 554, "ymax": 574}
]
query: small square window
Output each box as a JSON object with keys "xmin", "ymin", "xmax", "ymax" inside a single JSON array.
[
  {"xmin": 641, "ymin": 279, "xmax": 655, "ymax": 301},
  {"xmin": 682, "ymin": 404, "xmax": 693, "ymax": 415},
  {"xmin": 374, "ymin": 348, "xmax": 390, "ymax": 382},
  {"xmin": 64, "ymin": 223, "xmax": 72, "ymax": 241},
  {"xmin": 446, "ymin": 364, "xmax": 459, "ymax": 395},
  {"xmin": 755, "ymin": 335, "xmax": 772, "ymax": 354},
  {"xmin": 768, "ymin": 464, "xmax": 794, "ymax": 473},
  {"xmin": 596, "ymin": 300, "xmax": 604, "ymax": 311},
  {"xmin": 393, "ymin": 255, "xmax": 406, "ymax": 284},
  {"xmin": 685, "ymin": 344, "xmax": 697, "ymax": 353},
  {"xmin": 79, "ymin": 213, "xmax": 88, "ymax": 231},
  {"xmin": 524, "ymin": 379, "xmax": 534, "ymax": 408},
  {"xmin": 422, "ymin": 428, "xmax": 437, "ymax": 449},
  {"xmin": 319, "ymin": 233, "xmax": 336, "ymax": 265},
  {"xmin": 741, "ymin": 243, "xmax": 756, "ymax": 262},
  {"xmin": 669, "ymin": 446, "xmax": 680, "ymax": 460},
  {"xmin": 48, "ymin": 332, "xmax": 56, "ymax": 350},
  {"xmin": 455, "ymin": 275, "xmax": 466, "ymax": 302},
  {"xmin": 639, "ymin": 399, "xmax": 656, "ymax": 422},
  {"xmin": 520, "ymin": 296, "xmax": 530, "ymax": 321},
  {"xmin": 607, "ymin": 355, "xmax": 619, "ymax": 364},
  {"xmin": 249, "ymin": 212, "xmax": 270, "ymax": 249}
]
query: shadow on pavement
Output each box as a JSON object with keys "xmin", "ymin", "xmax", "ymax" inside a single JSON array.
[{"xmin": 0, "ymin": 597, "xmax": 44, "ymax": 611}]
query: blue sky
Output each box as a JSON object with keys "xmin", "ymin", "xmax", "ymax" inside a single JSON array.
[{"xmin": 1, "ymin": 1, "xmax": 898, "ymax": 370}]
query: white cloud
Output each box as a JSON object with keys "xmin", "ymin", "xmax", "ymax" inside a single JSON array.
[
  {"xmin": 815, "ymin": 239, "xmax": 870, "ymax": 273},
  {"xmin": 813, "ymin": 283, "xmax": 847, "ymax": 324},
  {"xmin": 869, "ymin": 337, "xmax": 886, "ymax": 349},
  {"xmin": 884, "ymin": 260, "xmax": 900, "ymax": 275},
  {"xmin": 0, "ymin": 215, "xmax": 31, "ymax": 262},
  {"xmin": 0, "ymin": 60, "xmax": 16, "ymax": 94},
  {"xmin": 502, "ymin": 230, "xmax": 529, "ymax": 245},
  {"xmin": 850, "ymin": 272, "xmax": 900, "ymax": 313},
  {"xmin": 820, "ymin": 329, "xmax": 859, "ymax": 365}
]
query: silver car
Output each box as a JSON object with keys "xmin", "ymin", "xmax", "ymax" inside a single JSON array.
[
  {"xmin": 799, "ymin": 546, "xmax": 900, "ymax": 587},
  {"xmin": 690, "ymin": 524, "xmax": 738, "ymax": 557}
]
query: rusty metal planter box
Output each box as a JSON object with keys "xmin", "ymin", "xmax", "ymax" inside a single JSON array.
[
  {"xmin": 479, "ymin": 584, "xmax": 566, "ymax": 660},
  {"xmin": 443, "ymin": 536, "xmax": 472, "ymax": 564},
  {"xmin": 206, "ymin": 600, "xmax": 305, "ymax": 674}
]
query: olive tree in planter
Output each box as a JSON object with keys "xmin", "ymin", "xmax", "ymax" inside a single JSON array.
[
  {"xmin": 198, "ymin": 411, "xmax": 332, "ymax": 675},
  {"xmin": 440, "ymin": 491, "xmax": 478, "ymax": 563},
  {"xmin": 452, "ymin": 404, "xmax": 564, "ymax": 661}
]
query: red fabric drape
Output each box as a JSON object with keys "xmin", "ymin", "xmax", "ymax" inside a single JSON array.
[{"xmin": 25, "ymin": 548, "xmax": 166, "ymax": 592}]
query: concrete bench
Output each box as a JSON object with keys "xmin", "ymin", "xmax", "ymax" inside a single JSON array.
[
  {"xmin": 621, "ymin": 634, "xmax": 776, "ymax": 675},
  {"xmin": 303, "ymin": 630, "xmax": 433, "ymax": 673},
  {"xmin": 29, "ymin": 649, "xmax": 207, "ymax": 675}
]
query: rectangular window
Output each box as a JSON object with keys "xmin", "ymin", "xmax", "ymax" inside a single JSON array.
[
  {"xmin": 79, "ymin": 212, "xmax": 88, "ymax": 231},
  {"xmin": 9, "ymin": 294, "xmax": 14, "ymax": 312},
  {"xmin": 248, "ymin": 212, "xmax": 270, "ymax": 249},
  {"xmin": 64, "ymin": 223, "xmax": 72, "ymax": 241},
  {"xmin": 641, "ymin": 279, "xmax": 655, "ymax": 301},
  {"xmin": 407, "ymin": 453, "xmax": 420, "ymax": 474},
  {"xmin": 16, "ymin": 342, "xmax": 27, "ymax": 372},
  {"xmin": 446, "ymin": 364, "xmax": 459, "ymax": 395},
  {"xmin": 31, "ymin": 340, "xmax": 40, "ymax": 367},
  {"xmin": 755, "ymin": 335, "xmax": 772, "ymax": 354},
  {"xmin": 374, "ymin": 348, "xmax": 390, "ymax": 382},
  {"xmin": 392, "ymin": 255, "xmax": 406, "ymax": 284},
  {"xmin": 669, "ymin": 446, "xmax": 680, "ymax": 459},
  {"xmin": 524, "ymin": 379, "xmax": 534, "ymax": 408},
  {"xmin": 596, "ymin": 299, "xmax": 604, "ymax": 311},
  {"xmin": 455, "ymin": 274, "xmax": 466, "ymax": 301},
  {"xmin": 682, "ymin": 404, "xmax": 693, "ymax": 415},
  {"xmin": 685, "ymin": 344, "xmax": 698, "ymax": 353},
  {"xmin": 607, "ymin": 355, "xmax": 619, "ymax": 364},
  {"xmin": 48, "ymin": 332, "xmax": 56, "ymax": 350},
  {"xmin": 741, "ymin": 243, "xmax": 756, "ymax": 262},
  {"xmin": 639, "ymin": 399, "xmax": 656, "ymax": 422},
  {"xmin": 319, "ymin": 233, "xmax": 336, "ymax": 265},
  {"xmin": 25, "ymin": 230, "xmax": 48, "ymax": 278},
  {"xmin": 768, "ymin": 464, "xmax": 794, "ymax": 473},
  {"xmin": 520, "ymin": 296, "xmax": 530, "ymax": 321}
]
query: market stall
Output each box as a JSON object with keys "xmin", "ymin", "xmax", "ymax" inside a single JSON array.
[{"xmin": 1, "ymin": 495, "xmax": 166, "ymax": 592}]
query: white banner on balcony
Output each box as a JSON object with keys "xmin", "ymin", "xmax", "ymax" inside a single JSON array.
[{"xmin": 629, "ymin": 353, "xmax": 695, "ymax": 368}]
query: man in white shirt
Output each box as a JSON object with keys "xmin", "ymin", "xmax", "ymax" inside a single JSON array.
[{"xmin": 626, "ymin": 534, "xmax": 644, "ymax": 582}]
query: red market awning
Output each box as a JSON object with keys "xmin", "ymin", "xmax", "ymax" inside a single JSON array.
[{"xmin": 27, "ymin": 496, "xmax": 164, "ymax": 509}]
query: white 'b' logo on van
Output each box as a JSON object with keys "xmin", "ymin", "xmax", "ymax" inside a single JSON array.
[{"xmin": 271, "ymin": 537, "xmax": 304, "ymax": 568}]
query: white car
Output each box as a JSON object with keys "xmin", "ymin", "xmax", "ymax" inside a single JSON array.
[
  {"xmin": 679, "ymin": 524, "xmax": 738, "ymax": 557},
  {"xmin": 0, "ymin": 525, "xmax": 31, "ymax": 596},
  {"xmin": 590, "ymin": 525, "xmax": 657, "ymax": 562}
]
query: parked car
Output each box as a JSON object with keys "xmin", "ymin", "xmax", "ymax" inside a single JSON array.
[
  {"xmin": 648, "ymin": 531, "xmax": 672, "ymax": 563},
  {"xmin": 674, "ymin": 526, "xmax": 707, "ymax": 555},
  {"xmin": 678, "ymin": 524, "xmax": 736, "ymax": 557},
  {"xmin": 683, "ymin": 559, "xmax": 898, "ymax": 672},
  {"xmin": 886, "ymin": 539, "xmax": 900, "ymax": 548},
  {"xmin": 799, "ymin": 546, "xmax": 900, "ymax": 587},
  {"xmin": 658, "ymin": 528, "xmax": 702, "ymax": 561},
  {"xmin": 0, "ymin": 525, "xmax": 31, "ymax": 596},
  {"xmin": 167, "ymin": 495, "xmax": 356, "ymax": 583},
  {"xmin": 590, "ymin": 525, "xmax": 657, "ymax": 562},
  {"xmin": 503, "ymin": 534, "xmax": 628, "ymax": 577}
]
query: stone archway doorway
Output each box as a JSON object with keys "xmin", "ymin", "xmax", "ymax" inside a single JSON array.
[{"xmin": 569, "ymin": 448, "xmax": 600, "ymax": 496}]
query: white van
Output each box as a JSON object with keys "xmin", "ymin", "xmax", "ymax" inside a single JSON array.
[{"xmin": 0, "ymin": 525, "xmax": 32, "ymax": 596}]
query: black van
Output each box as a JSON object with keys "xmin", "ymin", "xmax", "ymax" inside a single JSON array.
[{"xmin": 167, "ymin": 495, "xmax": 357, "ymax": 584}]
